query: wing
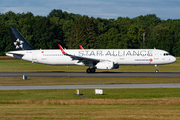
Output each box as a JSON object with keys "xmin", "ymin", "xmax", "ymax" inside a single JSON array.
[{"xmin": 58, "ymin": 44, "xmax": 100, "ymax": 65}]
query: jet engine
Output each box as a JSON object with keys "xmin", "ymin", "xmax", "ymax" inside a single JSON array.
[{"xmin": 96, "ymin": 61, "xmax": 119, "ymax": 70}]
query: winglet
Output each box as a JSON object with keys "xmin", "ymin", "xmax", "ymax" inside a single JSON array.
[
  {"xmin": 79, "ymin": 45, "xmax": 84, "ymax": 50},
  {"xmin": 58, "ymin": 44, "xmax": 65, "ymax": 54}
]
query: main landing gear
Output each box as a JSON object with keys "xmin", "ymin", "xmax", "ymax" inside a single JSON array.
[
  {"xmin": 86, "ymin": 68, "xmax": 96, "ymax": 73},
  {"xmin": 155, "ymin": 64, "xmax": 159, "ymax": 73}
]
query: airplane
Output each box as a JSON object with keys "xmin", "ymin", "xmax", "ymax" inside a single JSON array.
[{"xmin": 6, "ymin": 27, "xmax": 176, "ymax": 73}]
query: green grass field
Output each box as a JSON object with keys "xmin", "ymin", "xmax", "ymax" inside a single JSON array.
[
  {"xmin": 1, "ymin": 88, "xmax": 180, "ymax": 100},
  {"xmin": 0, "ymin": 88, "xmax": 180, "ymax": 119},
  {"xmin": 1, "ymin": 103, "xmax": 180, "ymax": 120},
  {"xmin": 0, "ymin": 57, "xmax": 180, "ymax": 120}
]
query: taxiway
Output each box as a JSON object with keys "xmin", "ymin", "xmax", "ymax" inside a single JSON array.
[
  {"xmin": 0, "ymin": 71, "xmax": 180, "ymax": 77},
  {"xmin": 0, "ymin": 83, "xmax": 180, "ymax": 90}
]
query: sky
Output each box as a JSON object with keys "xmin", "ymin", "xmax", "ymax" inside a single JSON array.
[{"xmin": 1, "ymin": 0, "xmax": 180, "ymax": 20}]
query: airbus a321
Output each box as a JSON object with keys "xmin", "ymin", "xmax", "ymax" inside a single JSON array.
[{"xmin": 6, "ymin": 27, "xmax": 176, "ymax": 73}]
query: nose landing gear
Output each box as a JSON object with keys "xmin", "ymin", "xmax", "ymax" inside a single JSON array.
[{"xmin": 155, "ymin": 65, "xmax": 159, "ymax": 73}]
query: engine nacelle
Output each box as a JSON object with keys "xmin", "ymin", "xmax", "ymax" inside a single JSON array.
[
  {"xmin": 74, "ymin": 61, "xmax": 85, "ymax": 66},
  {"xmin": 96, "ymin": 61, "xmax": 119, "ymax": 70}
]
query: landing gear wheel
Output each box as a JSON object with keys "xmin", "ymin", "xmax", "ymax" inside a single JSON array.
[
  {"xmin": 86, "ymin": 68, "xmax": 91, "ymax": 73},
  {"xmin": 91, "ymin": 68, "xmax": 96, "ymax": 73},
  {"xmin": 155, "ymin": 70, "xmax": 159, "ymax": 73},
  {"xmin": 86, "ymin": 68, "xmax": 96, "ymax": 73},
  {"xmin": 155, "ymin": 65, "xmax": 159, "ymax": 73}
]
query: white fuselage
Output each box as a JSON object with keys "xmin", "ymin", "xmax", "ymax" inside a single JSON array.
[{"xmin": 6, "ymin": 49, "xmax": 176, "ymax": 67}]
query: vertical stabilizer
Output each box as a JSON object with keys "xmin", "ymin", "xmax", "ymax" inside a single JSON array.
[{"xmin": 8, "ymin": 27, "xmax": 33, "ymax": 50}]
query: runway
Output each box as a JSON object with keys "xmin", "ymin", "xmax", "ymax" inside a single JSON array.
[
  {"xmin": 1, "ymin": 83, "xmax": 180, "ymax": 90},
  {"xmin": 0, "ymin": 71, "xmax": 180, "ymax": 77}
]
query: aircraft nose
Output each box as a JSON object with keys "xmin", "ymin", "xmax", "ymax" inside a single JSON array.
[
  {"xmin": 174, "ymin": 57, "xmax": 177, "ymax": 62},
  {"xmin": 171, "ymin": 56, "xmax": 176, "ymax": 63}
]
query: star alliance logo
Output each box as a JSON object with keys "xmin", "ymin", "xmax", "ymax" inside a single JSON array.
[{"xmin": 14, "ymin": 38, "xmax": 24, "ymax": 49}]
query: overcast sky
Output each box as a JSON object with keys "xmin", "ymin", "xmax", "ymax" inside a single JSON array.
[{"xmin": 1, "ymin": 0, "xmax": 180, "ymax": 20}]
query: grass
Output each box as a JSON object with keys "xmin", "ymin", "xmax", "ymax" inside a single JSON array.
[
  {"xmin": 0, "ymin": 88, "xmax": 180, "ymax": 120},
  {"xmin": 0, "ymin": 88, "xmax": 180, "ymax": 100},
  {"xmin": 1, "ymin": 104, "xmax": 180, "ymax": 120}
]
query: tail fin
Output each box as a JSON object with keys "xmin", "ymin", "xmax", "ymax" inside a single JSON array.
[{"xmin": 8, "ymin": 27, "xmax": 33, "ymax": 50}]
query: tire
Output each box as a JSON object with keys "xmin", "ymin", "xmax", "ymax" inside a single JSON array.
[
  {"xmin": 91, "ymin": 68, "xmax": 96, "ymax": 73},
  {"xmin": 86, "ymin": 68, "xmax": 91, "ymax": 73},
  {"xmin": 155, "ymin": 70, "xmax": 159, "ymax": 73}
]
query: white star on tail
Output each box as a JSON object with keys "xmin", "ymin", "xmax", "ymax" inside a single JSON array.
[{"xmin": 14, "ymin": 38, "xmax": 24, "ymax": 49}]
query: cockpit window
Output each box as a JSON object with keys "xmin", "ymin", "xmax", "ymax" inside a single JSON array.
[{"xmin": 164, "ymin": 53, "xmax": 171, "ymax": 56}]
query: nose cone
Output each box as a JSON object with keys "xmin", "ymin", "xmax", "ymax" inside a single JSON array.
[
  {"xmin": 171, "ymin": 56, "xmax": 176, "ymax": 63},
  {"xmin": 173, "ymin": 56, "xmax": 176, "ymax": 62}
]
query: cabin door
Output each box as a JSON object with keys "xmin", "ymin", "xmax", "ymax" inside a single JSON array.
[{"xmin": 32, "ymin": 51, "xmax": 37, "ymax": 62}]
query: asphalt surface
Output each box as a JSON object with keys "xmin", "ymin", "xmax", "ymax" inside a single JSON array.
[
  {"xmin": 0, "ymin": 71, "xmax": 180, "ymax": 77},
  {"xmin": 0, "ymin": 83, "xmax": 180, "ymax": 90},
  {"xmin": 1, "ymin": 71, "xmax": 179, "ymax": 90}
]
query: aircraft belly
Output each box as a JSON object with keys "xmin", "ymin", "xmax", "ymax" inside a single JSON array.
[{"xmin": 58, "ymin": 56, "xmax": 74, "ymax": 64}]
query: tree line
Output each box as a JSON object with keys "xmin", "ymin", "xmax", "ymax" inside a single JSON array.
[{"xmin": 0, "ymin": 9, "xmax": 180, "ymax": 56}]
